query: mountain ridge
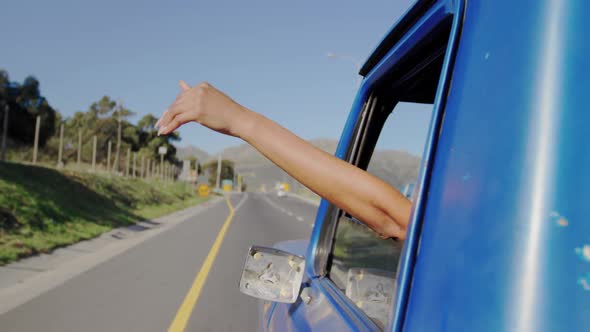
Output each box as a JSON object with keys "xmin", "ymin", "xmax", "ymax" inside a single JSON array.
[{"xmin": 177, "ymin": 139, "xmax": 421, "ymax": 191}]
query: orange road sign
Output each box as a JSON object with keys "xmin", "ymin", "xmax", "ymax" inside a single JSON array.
[{"xmin": 198, "ymin": 184, "xmax": 210, "ymax": 197}]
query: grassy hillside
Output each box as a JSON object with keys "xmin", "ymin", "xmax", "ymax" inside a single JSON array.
[{"xmin": 0, "ymin": 162, "xmax": 209, "ymax": 265}]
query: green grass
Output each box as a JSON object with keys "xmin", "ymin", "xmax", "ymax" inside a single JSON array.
[{"xmin": 0, "ymin": 161, "xmax": 209, "ymax": 265}]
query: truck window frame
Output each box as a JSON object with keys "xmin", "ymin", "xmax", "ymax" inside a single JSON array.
[
  {"xmin": 327, "ymin": 44, "xmax": 449, "ymax": 329},
  {"xmin": 304, "ymin": 0, "xmax": 466, "ymax": 330}
]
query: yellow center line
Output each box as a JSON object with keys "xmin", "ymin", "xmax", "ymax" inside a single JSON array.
[{"xmin": 167, "ymin": 195, "xmax": 235, "ymax": 332}]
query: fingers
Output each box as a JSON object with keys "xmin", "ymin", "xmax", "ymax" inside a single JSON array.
[
  {"xmin": 156, "ymin": 108, "xmax": 174, "ymax": 133},
  {"xmin": 155, "ymin": 112, "xmax": 165, "ymax": 129},
  {"xmin": 159, "ymin": 112, "xmax": 193, "ymax": 135},
  {"xmin": 156, "ymin": 80, "xmax": 200, "ymax": 134},
  {"xmin": 156, "ymin": 80, "xmax": 191, "ymax": 129},
  {"xmin": 179, "ymin": 80, "xmax": 191, "ymax": 92},
  {"xmin": 381, "ymin": 219, "xmax": 407, "ymax": 240},
  {"xmin": 157, "ymin": 99, "xmax": 185, "ymax": 133}
]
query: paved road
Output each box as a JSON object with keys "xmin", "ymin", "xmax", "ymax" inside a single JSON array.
[{"xmin": 0, "ymin": 192, "xmax": 317, "ymax": 332}]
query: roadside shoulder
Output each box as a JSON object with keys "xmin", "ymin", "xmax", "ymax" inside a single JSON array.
[
  {"xmin": 285, "ymin": 193, "xmax": 321, "ymax": 207},
  {"xmin": 0, "ymin": 196, "xmax": 224, "ymax": 315}
]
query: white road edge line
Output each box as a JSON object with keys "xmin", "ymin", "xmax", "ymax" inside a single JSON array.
[
  {"xmin": 262, "ymin": 194, "xmax": 311, "ymax": 224},
  {"xmin": 261, "ymin": 193, "xmax": 285, "ymax": 212},
  {"xmin": 234, "ymin": 192, "xmax": 249, "ymax": 211},
  {"xmin": 285, "ymin": 193, "xmax": 321, "ymax": 207}
]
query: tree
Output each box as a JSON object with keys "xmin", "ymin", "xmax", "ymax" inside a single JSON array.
[
  {"xmin": 137, "ymin": 114, "xmax": 158, "ymax": 132},
  {"xmin": 0, "ymin": 72, "xmax": 57, "ymax": 147},
  {"xmin": 0, "ymin": 70, "xmax": 8, "ymax": 99},
  {"xmin": 186, "ymin": 156, "xmax": 202, "ymax": 174},
  {"xmin": 0, "ymin": 69, "xmax": 187, "ymax": 166},
  {"xmin": 203, "ymin": 159, "xmax": 235, "ymax": 187},
  {"xmin": 89, "ymin": 96, "xmax": 117, "ymax": 118},
  {"xmin": 111, "ymin": 102, "xmax": 136, "ymax": 172}
]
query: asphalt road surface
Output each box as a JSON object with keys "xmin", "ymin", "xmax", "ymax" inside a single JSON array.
[{"xmin": 0, "ymin": 192, "xmax": 317, "ymax": 332}]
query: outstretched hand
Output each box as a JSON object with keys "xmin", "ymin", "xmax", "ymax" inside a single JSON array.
[{"xmin": 156, "ymin": 81, "xmax": 253, "ymax": 137}]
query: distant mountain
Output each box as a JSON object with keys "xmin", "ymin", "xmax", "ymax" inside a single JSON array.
[
  {"xmin": 176, "ymin": 146, "xmax": 209, "ymax": 163},
  {"xmin": 211, "ymin": 143, "xmax": 270, "ymax": 167},
  {"xmin": 367, "ymin": 150, "xmax": 421, "ymax": 189},
  {"xmin": 177, "ymin": 139, "xmax": 421, "ymax": 192},
  {"xmin": 309, "ymin": 138, "xmax": 338, "ymax": 155}
]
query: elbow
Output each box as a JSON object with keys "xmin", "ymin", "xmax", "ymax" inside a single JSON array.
[
  {"xmin": 380, "ymin": 215, "xmax": 408, "ymax": 240},
  {"xmin": 371, "ymin": 199, "xmax": 411, "ymax": 240}
]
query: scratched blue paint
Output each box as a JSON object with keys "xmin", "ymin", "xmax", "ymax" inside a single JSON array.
[
  {"xmin": 404, "ymin": 0, "xmax": 590, "ymax": 331},
  {"xmin": 574, "ymin": 245, "xmax": 590, "ymax": 263},
  {"xmin": 578, "ymin": 274, "xmax": 590, "ymax": 291}
]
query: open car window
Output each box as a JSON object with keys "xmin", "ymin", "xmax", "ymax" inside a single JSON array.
[
  {"xmin": 328, "ymin": 101, "xmax": 432, "ymax": 329},
  {"xmin": 325, "ymin": 17, "xmax": 453, "ymax": 329}
]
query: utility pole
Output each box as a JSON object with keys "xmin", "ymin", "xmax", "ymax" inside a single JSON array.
[
  {"xmin": 32, "ymin": 115, "xmax": 41, "ymax": 165},
  {"xmin": 92, "ymin": 135, "xmax": 97, "ymax": 171},
  {"xmin": 1, "ymin": 103, "xmax": 9, "ymax": 161},
  {"xmin": 125, "ymin": 148, "xmax": 130, "ymax": 176},
  {"xmin": 216, "ymin": 154, "xmax": 222, "ymax": 190},
  {"xmin": 77, "ymin": 129, "xmax": 82, "ymax": 166},
  {"xmin": 113, "ymin": 101, "xmax": 122, "ymax": 173},
  {"xmin": 107, "ymin": 141, "xmax": 112, "ymax": 172},
  {"xmin": 140, "ymin": 156, "xmax": 145, "ymax": 178},
  {"xmin": 57, "ymin": 123, "xmax": 64, "ymax": 168},
  {"xmin": 132, "ymin": 153, "xmax": 136, "ymax": 178}
]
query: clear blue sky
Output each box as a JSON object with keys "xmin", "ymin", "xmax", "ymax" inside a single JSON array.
[{"xmin": 2, "ymin": 0, "xmax": 431, "ymax": 155}]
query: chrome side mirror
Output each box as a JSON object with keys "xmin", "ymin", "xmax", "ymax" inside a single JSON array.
[{"xmin": 239, "ymin": 246, "xmax": 305, "ymax": 303}]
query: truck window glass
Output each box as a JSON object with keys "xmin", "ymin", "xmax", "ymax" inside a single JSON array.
[
  {"xmin": 328, "ymin": 102, "xmax": 433, "ymax": 329},
  {"xmin": 326, "ymin": 18, "xmax": 453, "ymax": 329},
  {"xmin": 367, "ymin": 102, "xmax": 432, "ymax": 200}
]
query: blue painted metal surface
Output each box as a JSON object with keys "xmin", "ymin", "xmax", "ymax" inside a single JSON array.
[
  {"xmin": 263, "ymin": 0, "xmax": 590, "ymax": 330},
  {"xmin": 389, "ymin": 0, "xmax": 464, "ymax": 331},
  {"xmin": 404, "ymin": 0, "xmax": 590, "ymax": 331}
]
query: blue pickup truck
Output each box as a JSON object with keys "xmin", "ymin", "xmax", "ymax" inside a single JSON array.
[{"xmin": 239, "ymin": 0, "xmax": 590, "ymax": 330}]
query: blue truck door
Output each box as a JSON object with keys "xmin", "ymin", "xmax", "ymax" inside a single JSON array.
[{"xmin": 265, "ymin": 1, "xmax": 464, "ymax": 330}]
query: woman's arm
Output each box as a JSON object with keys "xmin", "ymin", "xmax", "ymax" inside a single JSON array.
[{"xmin": 157, "ymin": 81, "xmax": 411, "ymax": 239}]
